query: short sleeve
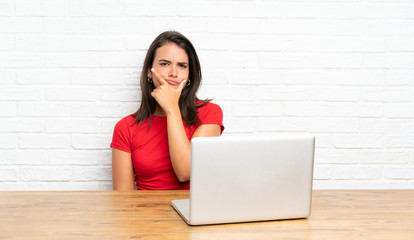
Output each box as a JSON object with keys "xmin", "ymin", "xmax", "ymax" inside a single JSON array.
[
  {"xmin": 110, "ymin": 117, "xmax": 132, "ymax": 153},
  {"xmin": 198, "ymin": 103, "xmax": 225, "ymax": 134}
]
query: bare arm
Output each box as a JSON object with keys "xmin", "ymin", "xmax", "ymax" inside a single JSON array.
[
  {"xmin": 150, "ymin": 68, "xmax": 221, "ymax": 182},
  {"xmin": 112, "ymin": 148, "xmax": 135, "ymax": 190},
  {"xmin": 166, "ymin": 107, "xmax": 221, "ymax": 182}
]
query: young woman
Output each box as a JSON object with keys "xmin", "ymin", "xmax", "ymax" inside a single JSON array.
[{"xmin": 111, "ymin": 31, "xmax": 224, "ymax": 190}]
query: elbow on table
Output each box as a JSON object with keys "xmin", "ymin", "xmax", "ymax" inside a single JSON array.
[{"xmin": 176, "ymin": 173, "xmax": 190, "ymax": 183}]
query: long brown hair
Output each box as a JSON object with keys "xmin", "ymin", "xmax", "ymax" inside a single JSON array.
[{"xmin": 132, "ymin": 31, "xmax": 209, "ymax": 129}]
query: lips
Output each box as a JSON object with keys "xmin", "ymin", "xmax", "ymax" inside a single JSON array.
[{"xmin": 165, "ymin": 79, "xmax": 179, "ymax": 85}]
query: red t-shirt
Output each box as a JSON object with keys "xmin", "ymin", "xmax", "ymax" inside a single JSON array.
[{"xmin": 110, "ymin": 102, "xmax": 224, "ymax": 190}]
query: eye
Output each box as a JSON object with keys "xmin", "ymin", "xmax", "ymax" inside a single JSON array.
[
  {"xmin": 160, "ymin": 62, "xmax": 169, "ymax": 66},
  {"xmin": 179, "ymin": 63, "xmax": 188, "ymax": 68}
]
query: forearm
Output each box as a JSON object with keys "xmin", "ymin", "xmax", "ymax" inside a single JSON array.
[{"xmin": 166, "ymin": 106, "xmax": 191, "ymax": 182}]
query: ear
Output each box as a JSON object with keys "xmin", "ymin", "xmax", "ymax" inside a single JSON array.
[{"xmin": 147, "ymin": 68, "xmax": 152, "ymax": 78}]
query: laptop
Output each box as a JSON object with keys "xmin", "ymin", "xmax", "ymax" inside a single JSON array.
[{"xmin": 171, "ymin": 134, "xmax": 315, "ymax": 226}]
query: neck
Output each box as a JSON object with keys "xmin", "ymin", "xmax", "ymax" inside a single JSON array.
[{"xmin": 153, "ymin": 105, "xmax": 166, "ymax": 117}]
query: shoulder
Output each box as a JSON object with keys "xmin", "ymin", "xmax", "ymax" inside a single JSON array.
[
  {"xmin": 196, "ymin": 101, "xmax": 223, "ymax": 122},
  {"xmin": 114, "ymin": 115, "xmax": 136, "ymax": 131},
  {"xmin": 196, "ymin": 101, "xmax": 223, "ymax": 115}
]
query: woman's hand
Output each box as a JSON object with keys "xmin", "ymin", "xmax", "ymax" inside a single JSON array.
[{"xmin": 150, "ymin": 68, "xmax": 187, "ymax": 114}]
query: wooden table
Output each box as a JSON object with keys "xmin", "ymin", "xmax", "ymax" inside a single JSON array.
[{"xmin": 1, "ymin": 190, "xmax": 413, "ymax": 239}]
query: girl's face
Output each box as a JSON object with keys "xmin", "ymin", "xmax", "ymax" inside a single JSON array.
[{"xmin": 148, "ymin": 42, "xmax": 189, "ymax": 89}]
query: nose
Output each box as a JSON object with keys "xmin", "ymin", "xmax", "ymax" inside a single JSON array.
[{"xmin": 168, "ymin": 65, "xmax": 177, "ymax": 78}]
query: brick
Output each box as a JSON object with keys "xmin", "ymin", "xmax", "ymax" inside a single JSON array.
[
  {"xmin": 190, "ymin": 34, "xmax": 231, "ymax": 51},
  {"xmin": 0, "ymin": 118, "xmax": 43, "ymax": 133},
  {"xmin": 388, "ymin": 53, "xmax": 414, "ymax": 69},
  {"xmin": 0, "ymin": 150, "xmax": 48, "ymax": 165},
  {"xmin": 151, "ymin": 17, "xmax": 209, "ymax": 33},
  {"xmin": 68, "ymin": 35, "xmax": 123, "ymax": 51},
  {"xmin": 359, "ymin": 119, "xmax": 411, "ymax": 134},
  {"xmin": 0, "ymin": 134, "xmax": 18, "ymax": 149},
  {"xmin": 0, "ymin": 70, "xmax": 14, "ymax": 84},
  {"xmin": 69, "ymin": 0, "xmax": 122, "ymax": 17},
  {"xmin": 15, "ymin": 36, "xmax": 68, "ymax": 51},
  {"xmin": 44, "ymin": 18, "xmax": 98, "ymax": 33},
  {"xmin": 283, "ymin": 3, "xmax": 359, "ymax": 19},
  {"xmin": 384, "ymin": 167, "xmax": 414, "ymax": 180},
  {"xmin": 0, "ymin": 87, "xmax": 43, "ymax": 101},
  {"xmin": 232, "ymin": 36, "xmax": 283, "ymax": 52},
  {"xmin": 99, "ymin": 18, "xmax": 153, "ymax": 33},
  {"xmin": 70, "ymin": 102, "xmax": 124, "ymax": 118},
  {"xmin": 15, "ymin": 0, "xmax": 65, "ymax": 16},
  {"xmin": 333, "ymin": 135, "xmax": 382, "ymax": 149},
  {"xmin": 45, "ymin": 87, "xmax": 98, "ymax": 101},
  {"xmin": 100, "ymin": 87, "xmax": 140, "ymax": 102},
  {"xmin": 387, "ymin": 37, "xmax": 414, "ymax": 52},
  {"xmin": 16, "ymin": 70, "xmax": 70, "ymax": 85},
  {"xmin": 125, "ymin": 34, "xmax": 160, "ymax": 50},
  {"xmin": 332, "ymin": 166, "xmax": 381, "ymax": 180},
  {"xmin": 384, "ymin": 103, "xmax": 414, "ymax": 118},
  {"xmin": 18, "ymin": 103, "xmax": 69, "ymax": 117},
  {"xmin": 309, "ymin": 86, "xmax": 361, "ymax": 102},
  {"xmin": 308, "ymin": 118, "xmax": 359, "ymax": 133},
  {"xmin": 232, "ymin": 2, "xmax": 283, "ymax": 18},
  {"xmin": 0, "ymin": 0, "xmax": 12, "ymax": 16},
  {"xmin": 260, "ymin": 53, "xmax": 364, "ymax": 69},
  {"xmin": 202, "ymin": 69, "xmax": 231, "ymax": 85},
  {"xmin": 386, "ymin": 70, "xmax": 414, "ymax": 86},
  {"xmin": 45, "ymin": 118, "xmax": 101, "ymax": 133},
  {"xmin": 0, "ymin": 168, "xmax": 18, "ymax": 181},
  {"xmin": 232, "ymin": 102, "xmax": 283, "ymax": 117},
  {"xmin": 363, "ymin": 87, "xmax": 411, "ymax": 102},
  {"xmin": 259, "ymin": 86, "xmax": 309, "ymax": 101},
  {"xmin": 200, "ymin": 51, "xmax": 259, "ymax": 69},
  {"xmin": 359, "ymin": 150, "xmax": 409, "ymax": 164},
  {"xmin": 384, "ymin": 135, "xmax": 414, "ymax": 148},
  {"xmin": 20, "ymin": 167, "xmax": 72, "ymax": 181},
  {"xmin": 48, "ymin": 150, "xmax": 111, "ymax": 165},
  {"xmin": 257, "ymin": 117, "xmax": 307, "ymax": 132},
  {"xmin": 205, "ymin": 85, "xmax": 257, "ymax": 101},
  {"xmin": 72, "ymin": 166, "xmax": 112, "ymax": 181},
  {"xmin": 313, "ymin": 166, "xmax": 331, "ymax": 180},
  {"xmin": 313, "ymin": 180, "xmax": 357, "ymax": 190},
  {"xmin": 125, "ymin": 0, "xmax": 177, "ymax": 17},
  {"xmin": 19, "ymin": 134, "xmax": 71, "ymax": 149},
  {"xmin": 314, "ymin": 148, "xmax": 359, "ymax": 164},
  {"xmin": 229, "ymin": 69, "xmax": 284, "ymax": 85},
  {"xmin": 284, "ymin": 102, "xmax": 332, "ymax": 117},
  {"xmin": 208, "ymin": 18, "xmax": 260, "ymax": 34},
  {"xmin": 366, "ymin": 20, "xmax": 414, "ymax": 35},
  {"xmin": 98, "ymin": 52, "xmax": 143, "ymax": 68},
  {"xmin": 0, "ymin": 18, "xmax": 42, "ymax": 33},
  {"xmin": 70, "ymin": 69, "xmax": 125, "ymax": 85},
  {"xmin": 353, "ymin": 181, "xmax": 411, "ymax": 190},
  {"xmin": 0, "ymin": 36, "xmax": 12, "ymax": 50},
  {"xmin": 0, "ymin": 102, "xmax": 17, "ymax": 117},
  {"xmin": 332, "ymin": 102, "xmax": 383, "ymax": 118},
  {"xmin": 178, "ymin": 0, "xmax": 231, "ymax": 17},
  {"xmin": 222, "ymin": 118, "xmax": 256, "ymax": 133},
  {"xmin": 72, "ymin": 134, "xmax": 112, "ymax": 149},
  {"xmin": 100, "ymin": 119, "xmax": 119, "ymax": 134},
  {"xmin": 45, "ymin": 53, "xmax": 99, "ymax": 67},
  {"xmin": 0, "ymin": 54, "xmax": 43, "ymax": 68}
]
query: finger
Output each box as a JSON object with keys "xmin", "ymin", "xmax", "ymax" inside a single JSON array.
[
  {"xmin": 151, "ymin": 68, "xmax": 167, "ymax": 86},
  {"xmin": 177, "ymin": 79, "xmax": 187, "ymax": 93}
]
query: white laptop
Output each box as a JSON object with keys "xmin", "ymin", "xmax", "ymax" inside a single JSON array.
[{"xmin": 171, "ymin": 134, "xmax": 315, "ymax": 226}]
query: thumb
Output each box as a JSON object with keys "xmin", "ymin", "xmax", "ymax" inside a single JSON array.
[{"xmin": 177, "ymin": 79, "xmax": 187, "ymax": 92}]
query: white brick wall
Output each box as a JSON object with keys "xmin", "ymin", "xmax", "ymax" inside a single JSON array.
[{"xmin": 1, "ymin": 0, "xmax": 413, "ymax": 190}]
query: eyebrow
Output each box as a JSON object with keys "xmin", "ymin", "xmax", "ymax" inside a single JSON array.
[{"xmin": 158, "ymin": 59, "xmax": 188, "ymax": 65}]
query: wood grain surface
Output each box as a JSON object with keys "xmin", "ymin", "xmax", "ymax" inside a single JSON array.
[{"xmin": 1, "ymin": 190, "xmax": 413, "ymax": 239}]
